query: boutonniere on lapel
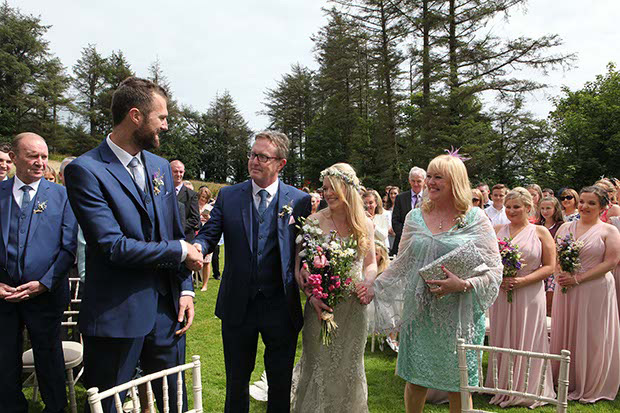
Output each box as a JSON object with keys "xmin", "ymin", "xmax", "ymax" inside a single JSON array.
[
  {"xmin": 152, "ymin": 169, "xmax": 164, "ymax": 195},
  {"xmin": 279, "ymin": 201, "xmax": 294, "ymax": 218},
  {"xmin": 33, "ymin": 201, "xmax": 47, "ymax": 214}
]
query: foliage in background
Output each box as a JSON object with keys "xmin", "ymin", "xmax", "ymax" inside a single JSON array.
[{"xmin": 2, "ymin": 2, "xmax": 620, "ymax": 193}]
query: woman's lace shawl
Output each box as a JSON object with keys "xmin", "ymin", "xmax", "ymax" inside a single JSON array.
[{"xmin": 374, "ymin": 207, "xmax": 502, "ymax": 344}]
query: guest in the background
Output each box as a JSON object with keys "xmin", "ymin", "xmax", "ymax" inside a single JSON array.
[
  {"xmin": 0, "ymin": 143, "xmax": 13, "ymax": 181},
  {"xmin": 537, "ymin": 196, "xmax": 564, "ymax": 315},
  {"xmin": 171, "ymin": 160, "xmax": 200, "ymax": 242},
  {"xmin": 486, "ymin": 184, "xmax": 510, "ymax": 226},
  {"xmin": 476, "ymin": 182, "xmax": 492, "ymax": 208},
  {"xmin": 526, "ymin": 184, "xmax": 543, "ymax": 223},
  {"xmin": 542, "ymin": 188, "xmax": 554, "ymax": 198},
  {"xmin": 364, "ymin": 189, "xmax": 390, "ymax": 250},
  {"xmin": 487, "ymin": 188, "xmax": 556, "ymax": 407},
  {"xmin": 58, "ymin": 156, "xmax": 76, "ymax": 185},
  {"xmin": 559, "ymin": 188, "xmax": 579, "ymax": 222},
  {"xmin": 384, "ymin": 186, "xmax": 399, "ymax": 250},
  {"xmin": 183, "ymin": 180, "xmax": 194, "ymax": 191},
  {"xmin": 391, "ymin": 167, "xmax": 425, "ymax": 255},
  {"xmin": 471, "ymin": 188, "xmax": 483, "ymax": 208},
  {"xmin": 44, "ymin": 164, "xmax": 57, "ymax": 183},
  {"xmin": 595, "ymin": 179, "xmax": 620, "ymax": 222},
  {"xmin": 383, "ymin": 185, "xmax": 393, "ymax": 205},
  {"xmin": 551, "ymin": 186, "xmax": 620, "ymax": 403},
  {"xmin": 310, "ymin": 192, "xmax": 321, "ymax": 214},
  {"xmin": 197, "ymin": 186, "xmax": 213, "ymax": 291}
]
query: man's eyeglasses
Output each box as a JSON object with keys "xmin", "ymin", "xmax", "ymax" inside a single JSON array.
[
  {"xmin": 247, "ymin": 151, "xmax": 281, "ymax": 163},
  {"xmin": 559, "ymin": 195, "xmax": 574, "ymax": 201}
]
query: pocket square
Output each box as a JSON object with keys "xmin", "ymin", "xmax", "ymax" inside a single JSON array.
[{"xmin": 288, "ymin": 215, "xmax": 295, "ymax": 225}]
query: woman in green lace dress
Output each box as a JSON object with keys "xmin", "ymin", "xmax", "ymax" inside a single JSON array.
[{"xmin": 374, "ymin": 154, "xmax": 502, "ymax": 413}]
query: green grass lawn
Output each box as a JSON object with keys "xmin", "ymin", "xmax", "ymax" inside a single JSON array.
[{"xmin": 25, "ymin": 249, "xmax": 620, "ymax": 412}]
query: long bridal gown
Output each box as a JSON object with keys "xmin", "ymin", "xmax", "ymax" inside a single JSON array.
[
  {"xmin": 486, "ymin": 224, "xmax": 555, "ymax": 407},
  {"xmin": 550, "ymin": 221, "xmax": 620, "ymax": 403},
  {"xmin": 292, "ymin": 240, "xmax": 369, "ymax": 413}
]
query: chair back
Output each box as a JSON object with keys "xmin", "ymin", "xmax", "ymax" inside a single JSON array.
[
  {"xmin": 457, "ymin": 339, "xmax": 570, "ymax": 413},
  {"xmin": 87, "ymin": 355, "xmax": 203, "ymax": 413}
]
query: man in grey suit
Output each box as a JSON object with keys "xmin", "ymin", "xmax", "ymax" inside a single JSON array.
[
  {"xmin": 171, "ymin": 160, "xmax": 200, "ymax": 242},
  {"xmin": 390, "ymin": 166, "xmax": 426, "ymax": 255}
]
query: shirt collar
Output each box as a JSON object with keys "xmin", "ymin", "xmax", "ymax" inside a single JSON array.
[
  {"xmin": 107, "ymin": 135, "xmax": 143, "ymax": 168},
  {"xmin": 13, "ymin": 174, "xmax": 42, "ymax": 193},
  {"xmin": 175, "ymin": 183, "xmax": 184, "ymax": 193},
  {"xmin": 252, "ymin": 179, "xmax": 279, "ymax": 199}
]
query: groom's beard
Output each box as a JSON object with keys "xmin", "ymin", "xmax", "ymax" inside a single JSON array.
[{"xmin": 133, "ymin": 123, "xmax": 160, "ymax": 151}]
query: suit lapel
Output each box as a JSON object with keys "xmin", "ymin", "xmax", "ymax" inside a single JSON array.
[
  {"xmin": 277, "ymin": 181, "xmax": 291, "ymax": 283},
  {"xmin": 0, "ymin": 179, "xmax": 12, "ymax": 257},
  {"xmin": 142, "ymin": 151, "xmax": 164, "ymax": 239},
  {"xmin": 240, "ymin": 181, "xmax": 253, "ymax": 253},
  {"xmin": 99, "ymin": 142, "xmax": 147, "ymax": 214},
  {"xmin": 26, "ymin": 179, "xmax": 49, "ymax": 246}
]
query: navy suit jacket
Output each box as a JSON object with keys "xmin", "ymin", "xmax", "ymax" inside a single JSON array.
[
  {"xmin": 194, "ymin": 180, "xmax": 311, "ymax": 331},
  {"xmin": 0, "ymin": 178, "xmax": 77, "ymax": 308},
  {"xmin": 65, "ymin": 141, "xmax": 193, "ymax": 338}
]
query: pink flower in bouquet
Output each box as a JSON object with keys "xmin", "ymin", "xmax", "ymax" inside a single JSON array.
[
  {"xmin": 313, "ymin": 254, "xmax": 328, "ymax": 269},
  {"xmin": 334, "ymin": 281, "xmax": 341, "ymax": 288},
  {"xmin": 344, "ymin": 278, "xmax": 352, "ymax": 286},
  {"xmin": 328, "ymin": 285, "xmax": 336, "ymax": 292}
]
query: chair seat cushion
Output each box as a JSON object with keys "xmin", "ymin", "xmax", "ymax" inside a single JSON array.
[{"xmin": 22, "ymin": 341, "xmax": 83, "ymax": 368}]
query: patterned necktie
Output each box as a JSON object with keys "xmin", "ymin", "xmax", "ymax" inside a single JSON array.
[
  {"xmin": 21, "ymin": 185, "xmax": 33, "ymax": 209},
  {"xmin": 412, "ymin": 193, "xmax": 417, "ymax": 209},
  {"xmin": 258, "ymin": 189, "xmax": 268, "ymax": 216},
  {"xmin": 128, "ymin": 157, "xmax": 146, "ymax": 192}
]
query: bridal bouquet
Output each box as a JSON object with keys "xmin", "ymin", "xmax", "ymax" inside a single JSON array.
[
  {"xmin": 297, "ymin": 217, "xmax": 358, "ymax": 346},
  {"xmin": 498, "ymin": 237, "xmax": 523, "ymax": 303},
  {"xmin": 556, "ymin": 233, "xmax": 584, "ymax": 293}
]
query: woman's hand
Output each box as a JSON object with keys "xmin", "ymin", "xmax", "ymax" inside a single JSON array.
[
  {"xmin": 556, "ymin": 272, "xmax": 579, "ymax": 288},
  {"xmin": 425, "ymin": 266, "xmax": 468, "ymax": 298},
  {"xmin": 501, "ymin": 277, "xmax": 524, "ymax": 291},
  {"xmin": 309, "ymin": 295, "xmax": 333, "ymax": 321},
  {"xmin": 356, "ymin": 280, "xmax": 375, "ymax": 305}
]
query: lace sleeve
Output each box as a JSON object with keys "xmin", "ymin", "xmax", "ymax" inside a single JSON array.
[
  {"xmin": 373, "ymin": 210, "xmax": 418, "ymax": 331},
  {"xmin": 467, "ymin": 208, "xmax": 502, "ymax": 311}
]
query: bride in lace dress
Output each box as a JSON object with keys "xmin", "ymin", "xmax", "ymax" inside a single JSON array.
[{"xmin": 292, "ymin": 163, "xmax": 378, "ymax": 413}]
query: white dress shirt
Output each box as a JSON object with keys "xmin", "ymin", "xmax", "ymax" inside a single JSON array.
[
  {"xmin": 12, "ymin": 175, "xmax": 42, "ymax": 206},
  {"xmin": 251, "ymin": 179, "xmax": 279, "ymax": 211},
  {"xmin": 106, "ymin": 136, "xmax": 193, "ymax": 297},
  {"xmin": 486, "ymin": 205, "xmax": 510, "ymax": 226}
]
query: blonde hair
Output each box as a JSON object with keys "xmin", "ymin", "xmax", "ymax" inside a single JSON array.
[
  {"xmin": 321, "ymin": 163, "xmax": 370, "ymax": 254},
  {"xmin": 375, "ymin": 241, "xmax": 389, "ymax": 274},
  {"xmin": 422, "ymin": 154, "xmax": 472, "ymax": 214},
  {"xmin": 362, "ymin": 189, "xmax": 384, "ymax": 214},
  {"xmin": 505, "ymin": 187, "xmax": 534, "ymax": 212},
  {"xmin": 471, "ymin": 188, "xmax": 483, "ymax": 207}
]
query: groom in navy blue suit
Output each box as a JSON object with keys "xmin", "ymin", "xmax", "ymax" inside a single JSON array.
[
  {"xmin": 194, "ymin": 131, "xmax": 311, "ymax": 413},
  {"xmin": 65, "ymin": 77, "xmax": 204, "ymax": 412},
  {"xmin": 0, "ymin": 133, "xmax": 78, "ymax": 413}
]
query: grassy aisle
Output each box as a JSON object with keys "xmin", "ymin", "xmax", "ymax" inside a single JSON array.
[{"xmin": 26, "ymin": 251, "xmax": 620, "ymax": 412}]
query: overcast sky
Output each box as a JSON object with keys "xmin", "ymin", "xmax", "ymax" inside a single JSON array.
[{"xmin": 13, "ymin": 0, "xmax": 620, "ymax": 131}]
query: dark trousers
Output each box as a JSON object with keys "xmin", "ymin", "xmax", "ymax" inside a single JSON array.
[
  {"xmin": 222, "ymin": 292, "xmax": 298, "ymax": 413},
  {"xmin": 82, "ymin": 294, "xmax": 187, "ymax": 413},
  {"xmin": 212, "ymin": 244, "xmax": 221, "ymax": 278},
  {"xmin": 0, "ymin": 297, "xmax": 67, "ymax": 413}
]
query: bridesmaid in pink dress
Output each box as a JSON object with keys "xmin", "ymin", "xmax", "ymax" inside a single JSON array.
[
  {"xmin": 487, "ymin": 188, "xmax": 556, "ymax": 407},
  {"xmin": 551, "ymin": 186, "xmax": 620, "ymax": 403}
]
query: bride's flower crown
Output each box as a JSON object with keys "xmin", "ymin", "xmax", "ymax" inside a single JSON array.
[{"xmin": 320, "ymin": 168, "xmax": 362, "ymax": 191}]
